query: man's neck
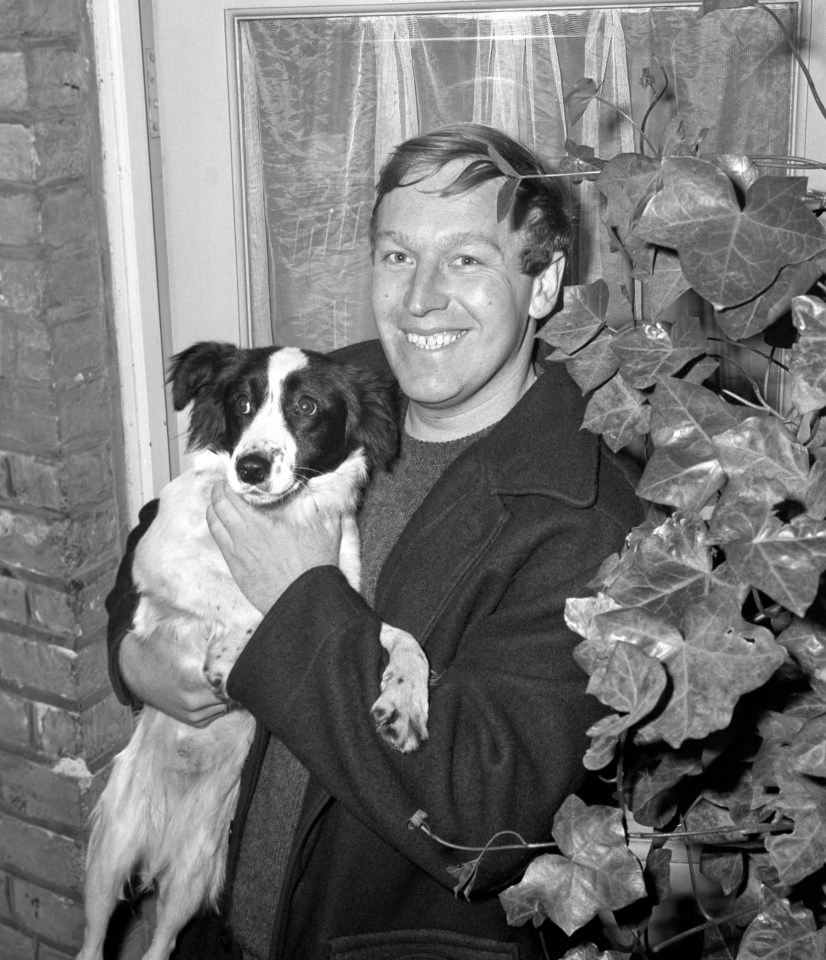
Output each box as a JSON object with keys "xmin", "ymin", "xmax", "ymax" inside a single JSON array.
[{"xmin": 404, "ymin": 362, "xmax": 537, "ymax": 442}]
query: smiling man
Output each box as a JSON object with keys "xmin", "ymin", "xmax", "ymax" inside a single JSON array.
[{"xmin": 110, "ymin": 124, "xmax": 644, "ymax": 960}]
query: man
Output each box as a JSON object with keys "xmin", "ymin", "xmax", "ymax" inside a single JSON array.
[{"xmin": 110, "ymin": 124, "xmax": 644, "ymax": 959}]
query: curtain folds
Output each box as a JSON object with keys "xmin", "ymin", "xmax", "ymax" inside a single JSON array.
[{"xmin": 238, "ymin": 5, "xmax": 795, "ymax": 351}]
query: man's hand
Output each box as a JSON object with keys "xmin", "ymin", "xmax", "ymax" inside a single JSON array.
[
  {"xmin": 207, "ymin": 481, "xmax": 343, "ymax": 614},
  {"xmin": 119, "ymin": 630, "xmax": 228, "ymax": 726}
]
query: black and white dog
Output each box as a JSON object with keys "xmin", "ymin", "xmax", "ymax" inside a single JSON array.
[{"xmin": 77, "ymin": 342, "xmax": 429, "ymax": 960}]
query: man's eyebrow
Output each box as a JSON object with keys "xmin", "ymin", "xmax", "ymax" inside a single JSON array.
[{"xmin": 374, "ymin": 229, "xmax": 504, "ymax": 253}]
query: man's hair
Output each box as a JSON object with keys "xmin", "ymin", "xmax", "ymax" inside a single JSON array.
[{"xmin": 370, "ymin": 123, "xmax": 572, "ymax": 277}]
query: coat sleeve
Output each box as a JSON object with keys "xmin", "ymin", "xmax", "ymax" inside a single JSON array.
[
  {"xmin": 225, "ymin": 499, "xmax": 629, "ymax": 894},
  {"xmin": 105, "ymin": 499, "xmax": 160, "ymax": 708}
]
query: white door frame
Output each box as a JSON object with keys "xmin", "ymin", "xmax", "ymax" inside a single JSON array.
[{"xmin": 89, "ymin": 0, "xmax": 169, "ymax": 519}]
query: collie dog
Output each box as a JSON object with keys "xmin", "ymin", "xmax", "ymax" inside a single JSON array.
[{"xmin": 77, "ymin": 342, "xmax": 429, "ymax": 960}]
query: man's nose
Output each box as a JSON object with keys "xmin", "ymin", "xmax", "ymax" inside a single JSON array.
[{"xmin": 404, "ymin": 262, "xmax": 448, "ymax": 316}]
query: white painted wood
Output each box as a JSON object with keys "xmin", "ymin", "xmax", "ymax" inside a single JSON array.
[{"xmin": 88, "ymin": 0, "xmax": 171, "ymax": 513}]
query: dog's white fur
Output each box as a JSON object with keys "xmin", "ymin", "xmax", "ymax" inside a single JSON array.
[{"xmin": 77, "ymin": 347, "xmax": 428, "ymax": 960}]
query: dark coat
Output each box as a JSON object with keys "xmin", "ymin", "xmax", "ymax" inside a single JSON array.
[{"xmin": 107, "ymin": 340, "xmax": 644, "ymax": 960}]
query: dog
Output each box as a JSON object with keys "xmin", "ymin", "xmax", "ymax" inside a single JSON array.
[{"xmin": 77, "ymin": 342, "xmax": 430, "ymax": 960}]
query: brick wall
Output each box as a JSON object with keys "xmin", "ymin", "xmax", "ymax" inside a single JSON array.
[{"xmin": 0, "ymin": 2, "xmax": 135, "ymax": 957}]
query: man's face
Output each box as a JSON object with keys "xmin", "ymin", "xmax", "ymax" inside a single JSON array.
[{"xmin": 371, "ymin": 161, "xmax": 561, "ymax": 421}]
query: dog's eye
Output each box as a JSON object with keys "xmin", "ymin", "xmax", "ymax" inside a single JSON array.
[
  {"xmin": 233, "ymin": 396, "xmax": 251, "ymax": 416},
  {"xmin": 294, "ymin": 396, "xmax": 318, "ymax": 417}
]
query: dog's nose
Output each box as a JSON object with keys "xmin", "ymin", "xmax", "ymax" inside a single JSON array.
[{"xmin": 235, "ymin": 454, "xmax": 271, "ymax": 485}]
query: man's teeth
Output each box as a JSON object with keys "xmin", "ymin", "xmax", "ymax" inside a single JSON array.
[{"xmin": 405, "ymin": 330, "xmax": 467, "ymax": 350}]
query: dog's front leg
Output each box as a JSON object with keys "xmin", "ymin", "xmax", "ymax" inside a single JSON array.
[{"xmin": 371, "ymin": 624, "xmax": 429, "ymax": 753}]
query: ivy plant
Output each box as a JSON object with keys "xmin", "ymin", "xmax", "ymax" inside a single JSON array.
[{"xmin": 412, "ymin": 2, "xmax": 826, "ymax": 957}]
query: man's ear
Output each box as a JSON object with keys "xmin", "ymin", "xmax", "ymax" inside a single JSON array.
[{"xmin": 528, "ymin": 255, "xmax": 566, "ymax": 320}]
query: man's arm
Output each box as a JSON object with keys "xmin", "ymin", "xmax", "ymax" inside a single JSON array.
[{"xmin": 225, "ymin": 504, "xmax": 620, "ymax": 894}]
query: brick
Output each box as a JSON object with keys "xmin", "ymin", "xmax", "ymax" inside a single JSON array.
[
  {"xmin": 27, "ymin": 583, "xmax": 80, "ymax": 636},
  {"xmin": 64, "ymin": 443, "xmax": 113, "ymax": 508},
  {"xmin": 2, "ymin": 0, "xmax": 83, "ymax": 38},
  {"xmin": 8, "ymin": 875, "xmax": 84, "ymax": 947},
  {"xmin": 35, "ymin": 116, "xmax": 89, "ymax": 182},
  {"xmin": 44, "ymin": 250, "xmax": 101, "ymax": 315},
  {"xmin": 0, "ymin": 503, "xmax": 118, "ymax": 579},
  {"xmin": 9, "ymin": 319, "xmax": 52, "ymax": 381},
  {"xmin": 0, "ymin": 257, "xmax": 46, "ymax": 314},
  {"xmin": 56, "ymin": 376, "xmax": 112, "ymax": 447},
  {"xmin": 0, "ymin": 919, "xmax": 36, "ymax": 960},
  {"xmin": 0, "ymin": 572, "xmax": 28, "ymax": 624},
  {"xmin": 0, "ymin": 52, "xmax": 27, "ymax": 111},
  {"xmin": 41, "ymin": 186, "xmax": 94, "ymax": 250},
  {"xmin": 51, "ymin": 313, "xmax": 106, "ymax": 383},
  {"xmin": 0, "ymin": 379, "xmax": 57, "ymax": 450},
  {"xmin": 80, "ymin": 693, "xmax": 133, "ymax": 762},
  {"xmin": 0, "ymin": 190, "xmax": 41, "ymax": 246},
  {"xmin": 33, "ymin": 701, "xmax": 80, "ymax": 758},
  {"xmin": 0, "ymin": 753, "xmax": 95, "ymax": 830},
  {"xmin": 0, "ymin": 124, "xmax": 37, "ymax": 181},
  {"xmin": 0, "ymin": 812, "xmax": 84, "ymax": 893},
  {"xmin": 0, "ymin": 689, "xmax": 30, "ymax": 748},
  {"xmin": 0, "ymin": 451, "xmax": 63, "ymax": 510},
  {"xmin": 29, "ymin": 45, "xmax": 88, "ymax": 112},
  {"xmin": 75, "ymin": 636, "xmax": 110, "ymax": 701},
  {"xmin": 0, "ymin": 632, "xmax": 78, "ymax": 697}
]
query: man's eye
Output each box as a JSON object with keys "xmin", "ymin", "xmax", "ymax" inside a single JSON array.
[
  {"xmin": 295, "ymin": 396, "xmax": 318, "ymax": 416},
  {"xmin": 233, "ymin": 396, "xmax": 251, "ymax": 416},
  {"xmin": 384, "ymin": 252, "xmax": 409, "ymax": 265},
  {"xmin": 453, "ymin": 255, "xmax": 479, "ymax": 267}
]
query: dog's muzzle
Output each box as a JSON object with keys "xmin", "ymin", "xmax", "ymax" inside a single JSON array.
[{"xmin": 235, "ymin": 453, "xmax": 272, "ymax": 485}]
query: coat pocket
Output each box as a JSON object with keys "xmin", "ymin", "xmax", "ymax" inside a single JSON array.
[{"xmin": 327, "ymin": 928, "xmax": 519, "ymax": 960}]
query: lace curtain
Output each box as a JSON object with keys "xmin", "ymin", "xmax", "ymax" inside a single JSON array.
[{"xmin": 238, "ymin": 5, "xmax": 795, "ymax": 351}]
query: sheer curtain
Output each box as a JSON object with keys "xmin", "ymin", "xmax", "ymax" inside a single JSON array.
[{"xmin": 238, "ymin": 5, "xmax": 795, "ymax": 351}]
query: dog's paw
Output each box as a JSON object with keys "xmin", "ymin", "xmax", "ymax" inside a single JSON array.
[
  {"xmin": 203, "ymin": 648, "xmax": 232, "ymax": 702},
  {"xmin": 371, "ymin": 635, "xmax": 429, "ymax": 753}
]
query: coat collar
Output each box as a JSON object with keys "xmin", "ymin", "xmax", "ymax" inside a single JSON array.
[{"xmin": 334, "ymin": 338, "xmax": 599, "ymax": 507}]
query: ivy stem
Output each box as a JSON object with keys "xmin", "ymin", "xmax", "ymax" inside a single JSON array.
[
  {"xmin": 638, "ymin": 62, "xmax": 669, "ymax": 156},
  {"xmin": 593, "ymin": 94, "xmax": 661, "ymax": 158}
]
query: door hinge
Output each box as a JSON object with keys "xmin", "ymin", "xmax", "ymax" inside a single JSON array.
[{"xmin": 144, "ymin": 46, "xmax": 161, "ymax": 139}]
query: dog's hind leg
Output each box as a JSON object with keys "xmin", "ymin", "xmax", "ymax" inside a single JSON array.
[
  {"xmin": 138, "ymin": 822, "xmax": 229, "ymax": 960},
  {"xmin": 76, "ymin": 796, "xmax": 144, "ymax": 960}
]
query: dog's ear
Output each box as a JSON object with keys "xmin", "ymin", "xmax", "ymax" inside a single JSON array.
[
  {"xmin": 167, "ymin": 341, "xmax": 239, "ymax": 411},
  {"xmin": 345, "ymin": 367, "xmax": 400, "ymax": 472}
]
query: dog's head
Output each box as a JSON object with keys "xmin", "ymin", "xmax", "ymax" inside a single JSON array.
[{"xmin": 168, "ymin": 342, "xmax": 399, "ymax": 504}]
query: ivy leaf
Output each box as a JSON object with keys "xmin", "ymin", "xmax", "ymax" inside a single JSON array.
[
  {"xmin": 486, "ymin": 143, "xmax": 521, "ymax": 179},
  {"xmin": 634, "ymin": 591, "xmax": 784, "ymax": 749},
  {"xmin": 631, "ymin": 159, "xmax": 826, "ymax": 309},
  {"xmin": 715, "ymin": 258, "xmax": 824, "ymax": 341},
  {"xmin": 637, "ymin": 378, "xmax": 747, "ymax": 510},
  {"xmin": 764, "ymin": 757, "xmax": 826, "ymax": 886},
  {"xmin": 559, "ymin": 139, "xmax": 606, "ymax": 185},
  {"xmin": 789, "ymin": 294, "xmax": 826, "ymax": 415},
  {"xmin": 645, "ymin": 845, "xmax": 672, "ymax": 904},
  {"xmin": 581, "ymin": 373, "xmax": 650, "ymax": 452},
  {"xmin": 724, "ymin": 514, "xmax": 826, "ymax": 617},
  {"xmin": 496, "ymin": 177, "xmax": 521, "ymax": 224},
  {"xmin": 711, "ymin": 415, "xmax": 811, "ymax": 505},
  {"xmin": 555, "ymin": 334, "xmax": 619, "ymax": 395},
  {"xmin": 583, "ymin": 641, "xmax": 668, "ymax": 770},
  {"xmin": 700, "ymin": 848, "xmax": 745, "ymax": 897},
  {"xmin": 565, "ymin": 77, "xmax": 599, "ymax": 127},
  {"xmin": 539, "ymin": 280, "xmax": 610, "ymax": 353},
  {"xmin": 596, "ymin": 153, "xmax": 661, "ymax": 235},
  {"xmin": 644, "ymin": 248, "xmax": 693, "ymax": 321},
  {"xmin": 778, "ymin": 617, "xmax": 826, "ymax": 696},
  {"xmin": 738, "ymin": 888, "xmax": 826, "ymax": 960},
  {"xmin": 788, "ymin": 714, "xmax": 826, "ymax": 779},
  {"xmin": 625, "ymin": 744, "xmax": 704, "ymax": 827},
  {"xmin": 602, "ymin": 514, "xmax": 744, "ymax": 623},
  {"xmin": 499, "ymin": 796, "xmax": 645, "ymax": 935},
  {"xmin": 558, "ymin": 945, "xmax": 628, "ymax": 960},
  {"xmin": 611, "ymin": 314, "xmax": 707, "ymax": 389}
]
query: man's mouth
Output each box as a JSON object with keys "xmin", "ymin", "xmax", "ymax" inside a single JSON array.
[{"xmin": 404, "ymin": 330, "xmax": 467, "ymax": 351}]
